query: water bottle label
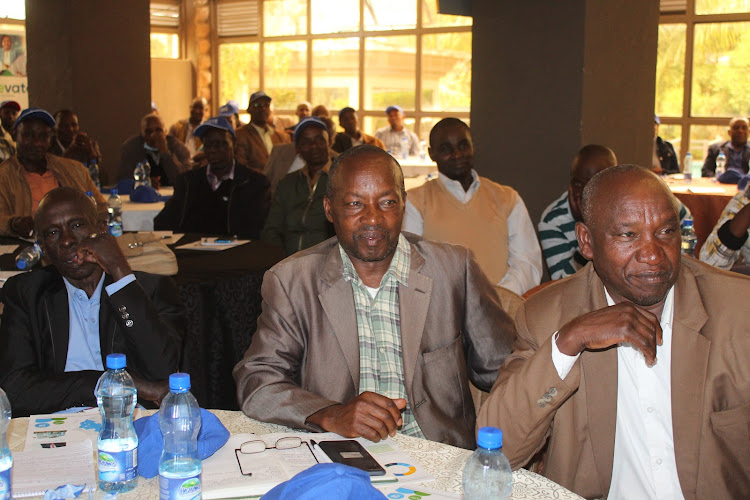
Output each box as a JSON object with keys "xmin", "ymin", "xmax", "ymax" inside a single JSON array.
[
  {"xmin": 108, "ymin": 222, "xmax": 123, "ymax": 237},
  {"xmin": 159, "ymin": 473, "xmax": 201, "ymax": 500},
  {"xmin": 98, "ymin": 449, "xmax": 137, "ymax": 483},
  {"xmin": 0, "ymin": 466, "xmax": 11, "ymax": 500}
]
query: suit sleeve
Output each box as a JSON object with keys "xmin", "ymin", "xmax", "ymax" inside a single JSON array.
[
  {"xmin": 0, "ymin": 277, "xmax": 101, "ymax": 416},
  {"xmin": 106, "ymin": 274, "xmax": 186, "ymax": 381},
  {"xmin": 233, "ymin": 270, "xmax": 341, "ymax": 430},
  {"xmin": 234, "ymin": 129, "xmax": 264, "ymax": 171},
  {"xmin": 462, "ymin": 248, "xmax": 517, "ymax": 391},
  {"xmin": 477, "ymin": 303, "xmax": 582, "ymax": 469},
  {"xmin": 154, "ymin": 172, "xmax": 188, "ymax": 231},
  {"xmin": 702, "ymin": 144, "xmax": 719, "ymax": 177}
]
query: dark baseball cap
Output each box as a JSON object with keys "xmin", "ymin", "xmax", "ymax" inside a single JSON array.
[
  {"xmin": 14, "ymin": 108, "xmax": 56, "ymax": 129},
  {"xmin": 194, "ymin": 116, "xmax": 235, "ymax": 138}
]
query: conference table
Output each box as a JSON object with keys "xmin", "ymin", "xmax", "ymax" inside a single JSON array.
[
  {"xmin": 7, "ymin": 410, "xmax": 583, "ymax": 499},
  {"xmin": 664, "ymin": 175, "xmax": 739, "ymax": 254}
]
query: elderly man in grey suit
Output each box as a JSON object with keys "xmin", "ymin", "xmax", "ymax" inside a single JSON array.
[{"xmin": 233, "ymin": 145, "xmax": 516, "ymax": 449}]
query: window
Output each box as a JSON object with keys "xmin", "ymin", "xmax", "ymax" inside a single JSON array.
[
  {"xmin": 216, "ymin": 0, "xmax": 471, "ymax": 138},
  {"xmin": 150, "ymin": 2, "xmax": 181, "ymax": 59},
  {"xmin": 656, "ymin": 2, "xmax": 750, "ymax": 163}
]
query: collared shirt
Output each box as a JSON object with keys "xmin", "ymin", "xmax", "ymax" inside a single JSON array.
[
  {"xmin": 726, "ymin": 143, "xmax": 749, "ymax": 172},
  {"xmin": 340, "ymin": 234, "xmax": 424, "ymax": 438},
  {"xmin": 63, "ymin": 273, "xmax": 136, "ymax": 372},
  {"xmin": 374, "ymin": 126, "xmax": 419, "ymax": 157},
  {"xmin": 699, "ymin": 189, "xmax": 750, "ymax": 269},
  {"xmin": 23, "ymin": 169, "xmax": 59, "ymax": 213},
  {"xmin": 251, "ymin": 122, "xmax": 274, "ymax": 155},
  {"xmin": 403, "ymin": 169, "xmax": 542, "ymax": 295},
  {"xmin": 550, "ymin": 286, "xmax": 683, "ymax": 499},
  {"xmin": 206, "ymin": 161, "xmax": 236, "ymax": 191},
  {"xmin": 301, "ymin": 159, "xmax": 331, "ymax": 192}
]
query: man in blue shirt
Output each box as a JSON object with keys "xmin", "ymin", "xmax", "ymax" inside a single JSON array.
[
  {"xmin": 0, "ymin": 187, "xmax": 185, "ymax": 416},
  {"xmin": 701, "ymin": 116, "xmax": 750, "ymax": 177}
]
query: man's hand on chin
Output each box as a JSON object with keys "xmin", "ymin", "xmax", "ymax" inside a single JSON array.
[{"xmin": 306, "ymin": 391, "xmax": 407, "ymax": 442}]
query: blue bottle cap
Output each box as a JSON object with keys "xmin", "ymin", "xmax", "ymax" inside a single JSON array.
[
  {"xmin": 86, "ymin": 191, "xmax": 93, "ymax": 197},
  {"xmin": 106, "ymin": 353, "xmax": 127, "ymax": 369},
  {"xmin": 477, "ymin": 426, "xmax": 503, "ymax": 449},
  {"xmin": 16, "ymin": 259, "xmax": 28, "ymax": 270},
  {"xmin": 169, "ymin": 372, "xmax": 191, "ymax": 392},
  {"xmin": 110, "ymin": 188, "xmax": 119, "ymax": 196}
]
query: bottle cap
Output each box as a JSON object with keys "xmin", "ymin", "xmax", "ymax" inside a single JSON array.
[
  {"xmin": 106, "ymin": 353, "xmax": 127, "ymax": 369},
  {"xmin": 683, "ymin": 219, "xmax": 693, "ymax": 227},
  {"xmin": 16, "ymin": 258, "xmax": 28, "ymax": 270},
  {"xmin": 477, "ymin": 426, "xmax": 503, "ymax": 449},
  {"xmin": 169, "ymin": 372, "xmax": 191, "ymax": 392},
  {"xmin": 86, "ymin": 191, "xmax": 93, "ymax": 197},
  {"xmin": 110, "ymin": 188, "xmax": 119, "ymax": 196}
]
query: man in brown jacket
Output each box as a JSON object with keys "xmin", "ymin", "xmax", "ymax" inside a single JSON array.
[
  {"xmin": 234, "ymin": 91, "xmax": 290, "ymax": 171},
  {"xmin": 0, "ymin": 108, "xmax": 105, "ymax": 237},
  {"xmin": 478, "ymin": 165, "xmax": 750, "ymax": 499}
]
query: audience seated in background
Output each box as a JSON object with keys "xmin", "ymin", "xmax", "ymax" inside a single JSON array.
[
  {"xmin": 375, "ymin": 105, "xmax": 419, "ymax": 157},
  {"xmin": 285, "ymin": 101, "xmax": 312, "ymax": 134},
  {"xmin": 218, "ymin": 100, "xmax": 241, "ymax": 131},
  {"xmin": 404, "ymin": 118, "xmax": 542, "ymax": 295},
  {"xmin": 700, "ymin": 182, "xmax": 750, "ymax": 269},
  {"xmin": 118, "ymin": 113, "xmax": 190, "ymax": 187},
  {"xmin": 702, "ymin": 116, "xmax": 750, "ymax": 177},
  {"xmin": 332, "ymin": 107, "xmax": 385, "ymax": 154},
  {"xmin": 261, "ymin": 117, "xmax": 335, "ymax": 256},
  {"xmin": 539, "ymin": 145, "xmax": 691, "ymax": 280},
  {"xmin": 311, "ymin": 104, "xmax": 329, "ymax": 118},
  {"xmin": 154, "ymin": 116, "xmax": 270, "ymax": 239},
  {"xmin": 234, "ymin": 91, "xmax": 290, "ymax": 172},
  {"xmin": 0, "ymin": 187, "xmax": 186, "ymax": 416},
  {"xmin": 479, "ymin": 165, "xmax": 750, "ymax": 498},
  {"xmin": 168, "ymin": 96, "xmax": 207, "ymax": 159},
  {"xmin": 0, "ymin": 100, "xmax": 18, "ymax": 161},
  {"xmin": 234, "ymin": 145, "xmax": 517, "ymax": 449},
  {"xmin": 268, "ymin": 101, "xmax": 294, "ymax": 132},
  {"xmin": 0, "ymin": 108, "xmax": 105, "ymax": 237},
  {"xmin": 652, "ymin": 115, "xmax": 679, "ymax": 175},
  {"xmin": 50, "ymin": 109, "xmax": 103, "ymax": 176}
]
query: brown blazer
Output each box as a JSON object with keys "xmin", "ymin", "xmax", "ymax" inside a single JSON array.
[
  {"xmin": 234, "ymin": 122, "xmax": 290, "ymax": 171},
  {"xmin": 478, "ymin": 259, "xmax": 750, "ymax": 499},
  {"xmin": 233, "ymin": 233, "xmax": 517, "ymax": 449}
]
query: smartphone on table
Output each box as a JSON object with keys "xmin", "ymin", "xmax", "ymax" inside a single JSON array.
[{"xmin": 317, "ymin": 440, "xmax": 386, "ymax": 476}]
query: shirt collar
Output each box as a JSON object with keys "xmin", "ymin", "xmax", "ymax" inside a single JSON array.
[
  {"xmin": 206, "ymin": 160, "xmax": 236, "ymax": 190},
  {"xmin": 438, "ymin": 169, "xmax": 480, "ymax": 201},
  {"xmin": 63, "ymin": 272, "xmax": 106, "ymax": 303},
  {"xmin": 301, "ymin": 158, "xmax": 332, "ymax": 186},
  {"xmin": 340, "ymin": 233, "xmax": 411, "ymax": 289},
  {"xmin": 250, "ymin": 122, "xmax": 271, "ymax": 135},
  {"xmin": 603, "ymin": 285, "xmax": 675, "ymax": 329}
]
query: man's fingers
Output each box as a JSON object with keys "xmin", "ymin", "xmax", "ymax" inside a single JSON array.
[{"xmin": 361, "ymin": 393, "xmax": 405, "ymax": 431}]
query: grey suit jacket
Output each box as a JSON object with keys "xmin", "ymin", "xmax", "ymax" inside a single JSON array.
[
  {"xmin": 478, "ymin": 259, "xmax": 750, "ymax": 499},
  {"xmin": 233, "ymin": 233, "xmax": 517, "ymax": 449}
]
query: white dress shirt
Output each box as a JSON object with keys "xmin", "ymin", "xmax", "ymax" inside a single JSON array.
[
  {"xmin": 551, "ymin": 287, "xmax": 684, "ymax": 499},
  {"xmin": 402, "ymin": 170, "xmax": 542, "ymax": 295},
  {"xmin": 250, "ymin": 122, "xmax": 274, "ymax": 154}
]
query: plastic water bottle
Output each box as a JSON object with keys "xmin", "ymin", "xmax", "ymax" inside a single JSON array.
[
  {"xmin": 715, "ymin": 151, "xmax": 726, "ymax": 180},
  {"xmin": 0, "ymin": 387, "xmax": 12, "ymax": 500},
  {"xmin": 419, "ymin": 140, "xmax": 427, "ymax": 160},
  {"xmin": 681, "ymin": 216, "xmax": 697, "ymax": 257},
  {"xmin": 107, "ymin": 189, "xmax": 123, "ymax": 237},
  {"xmin": 683, "ymin": 152, "xmax": 693, "ymax": 182},
  {"xmin": 88, "ymin": 159, "xmax": 101, "ymax": 189},
  {"xmin": 462, "ymin": 427, "xmax": 512, "ymax": 500},
  {"xmin": 134, "ymin": 161, "xmax": 150, "ymax": 189},
  {"xmin": 15, "ymin": 242, "xmax": 41, "ymax": 270},
  {"xmin": 159, "ymin": 373, "xmax": 202, "ymax": 500},
  {"xmin": 401, "ymin": 134, "xmax": 409, "ymax": 160},
  {"xmin": 86, "ymin": 190, "xmax": 97, "ymax": 206},
  {"xmin": 96, "ymin": 353, "xmax": 138, "ymax": 493}
]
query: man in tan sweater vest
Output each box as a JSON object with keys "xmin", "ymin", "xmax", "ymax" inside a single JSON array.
[{"xmin": 403, "ymin": 118, "xmax": 542, "ymax": 295}]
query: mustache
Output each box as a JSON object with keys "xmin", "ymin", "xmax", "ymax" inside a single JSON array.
[{"xmin": 353, "ymin": 225, "xmax": 388, "ymax": 237}]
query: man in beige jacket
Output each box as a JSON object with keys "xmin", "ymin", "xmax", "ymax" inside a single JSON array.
[{"xmin": 479, "ymin": 165, "xmax": 750, "ymax": 499}]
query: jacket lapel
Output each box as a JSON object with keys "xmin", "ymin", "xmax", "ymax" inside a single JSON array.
[
  {"xmin": 579, "ymin": 266, "xmax": 618, "ymax": 492},
  {"xmin": 318, "ymin": 244, "xmax": 360, "ymax": 389},
  {"xmin": 670, "ymin": 264, "xmax": 709, "ymax": 495},
  {"xmin": 399, "ymin": 247, "xmax": 431, "ymax": 396},
  {"xmin": 44, "ymin": 277, "xmax": 70, "ymax": 373},
  {"xmin": 99, "ymin": 274, "xmax": 116, "ymax": 362}
]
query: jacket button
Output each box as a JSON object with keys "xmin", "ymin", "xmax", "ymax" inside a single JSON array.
[
  {"xmin": 537, "ymin": 398, "xmax": 546, "ymax": 408},
  {"xmin": 125, "ymin": 319, "xmax": 134, "ymax": 327},
  {"xmin": 549, "ymin": 387, "xmax": 558, "ymax": 397}
]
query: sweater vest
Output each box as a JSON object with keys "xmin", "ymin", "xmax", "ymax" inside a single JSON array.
[{"xmin": 408, "ymin": 177, "xmax": 517, "ymax": 284}]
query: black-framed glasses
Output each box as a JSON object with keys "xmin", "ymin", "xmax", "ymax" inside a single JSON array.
[{"xmin": 235, "ymin": 437, "xmax": 318, "ymax": 476}]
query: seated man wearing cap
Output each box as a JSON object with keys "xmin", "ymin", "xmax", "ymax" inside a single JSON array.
[
  {"xmin": 0, "ymin": 108, "xmax": 106, "ymax": 237},
  {"xmin": 168, "ymin": 97, "xmax": 207, "ymax": 160},
  {"xmin": 0, "ymin": 187, "xmax": 186, "ymax": 416},
  {"xmin": 154, "ymin": 116, "xmax": 271, "ymax": 239},
  {"xmin": 374, "ymin": 105, "xmax": 419, "ymax": 158},
  {"xmin": 234, "ymin": 91, "xmax": 290, "ymax": 172},
  {"xmin": 118, "ymin": 113, "xmax": 191, "ymax": 187},
  {"xmin": 261, "ymin": 117, "xmax": 335, "ymax": 256},
  {"xmin": 0, "ymin": 100, "xmax": 20, "ymax": 161},
  {"xmin": 332, "ymin": 107, "xmax": 385, "ymax": 154}
]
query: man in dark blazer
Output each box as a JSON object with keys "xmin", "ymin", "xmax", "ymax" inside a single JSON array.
[
  {"xmin": 479, "ymin": 166, "xmax": 750, "ymax": 499},
  {"xmin": 0, "ymin": 187, "xmax": 185, "ymax": 417},
  {"xmin": 701, "ymin": 116, "xmax": 750, "ymax": 177},
  {"xmin": 234, "ymin": 145, "xmax": 516, "ymax": 449}
]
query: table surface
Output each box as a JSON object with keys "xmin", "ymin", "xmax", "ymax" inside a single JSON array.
[
  {"xmin": 8, "ymin": 410, "xmax": 582, "ymax": 499},
  {"xmin": 121, "ymin": 187, "xmax": 173, "ymax": 232},
  {"xmin": 664, "ymin": 175, "xmax": 739, "ymax": 196}
]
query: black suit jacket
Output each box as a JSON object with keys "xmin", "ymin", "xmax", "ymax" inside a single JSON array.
[
  {"xmin": 656, "ymin": 136, "xmax": 680, "ymax": 174},
  {"xmin": 0, "ymin": 268, "xmax": 186, "ymax": 416},
  {"xmin": 702, "ymin": 140, "xmax": 750, "ymax": 177}
]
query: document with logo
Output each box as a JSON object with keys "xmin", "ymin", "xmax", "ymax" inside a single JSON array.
[{"xmin": 11, "ymin": 440, "xmax": 96, "ymax": 497}]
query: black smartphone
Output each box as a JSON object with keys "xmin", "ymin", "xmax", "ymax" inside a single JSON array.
[{"xmin": 317, "ymin": 440, "xmax": 386, "ymax": 476}]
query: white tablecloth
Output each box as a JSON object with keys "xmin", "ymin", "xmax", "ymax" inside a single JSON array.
[
  {"xmin": 120, "ymin": 187, "xmax": 173, "ymax": 232},
  {"xmin": 8, "ymin": 410, "xmax": 581, "ymax": 499}
]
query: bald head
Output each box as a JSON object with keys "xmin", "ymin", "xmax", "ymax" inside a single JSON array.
[
  {"xmin": 326, "ymin": 144, "xmax": 405, "ymax": 200},
  {"xmin": 35, "ymin": 187, "xmax": 98, "ymax": 230},
  {"xmin": 728, "ymin": 116, "xmax": 749, "ymax": 148},
  {"xmin": 568, "ymin": 144, "xmax": 618, "ymax": 222}
]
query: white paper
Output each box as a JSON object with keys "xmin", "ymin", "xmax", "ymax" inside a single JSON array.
[
  {"xmin": 11, "ymin": 440, "xmax": 96, "ymax": 497},
  {"xmin": 175, "ymin": 239, "xmax": 250, "ymax": 251},
  {"xmin": 24, "ymin": 409, "xmax": 102, "ymax": 450}
]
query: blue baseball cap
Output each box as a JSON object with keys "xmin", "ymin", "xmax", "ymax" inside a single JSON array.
[
  {"xmin": 219, "ymin": 101, "xmax": 239, "ymax": 117},
  {"xmin": 194, "ymin": 116, "xmax": 235, "ymax": 138},
  {"xmin": 261, "ymin": 463, "xmax": 386, "ymax": 500},
  {"xmin": 385, "ymin": 105, "xmax": 403, "ymax": 114},
  {"xmin": 14, "ymin": 108, "xmax": 56, "ymax": 129},
  {"xmin": 294, "ymin": 116, "xmax": 328, "ymax": 145}
]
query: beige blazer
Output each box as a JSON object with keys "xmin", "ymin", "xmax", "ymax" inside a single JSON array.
[
  {"xmin": 234, "ymin": 122, "xmax": 290, "ymax": 171},
  {"xmin": 478, "ymin": 259, "xmax": 750, "ymax": 499},
  {"xmin": 233, "ymin": 233, "xmax": 517, "ymax": 449}
]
